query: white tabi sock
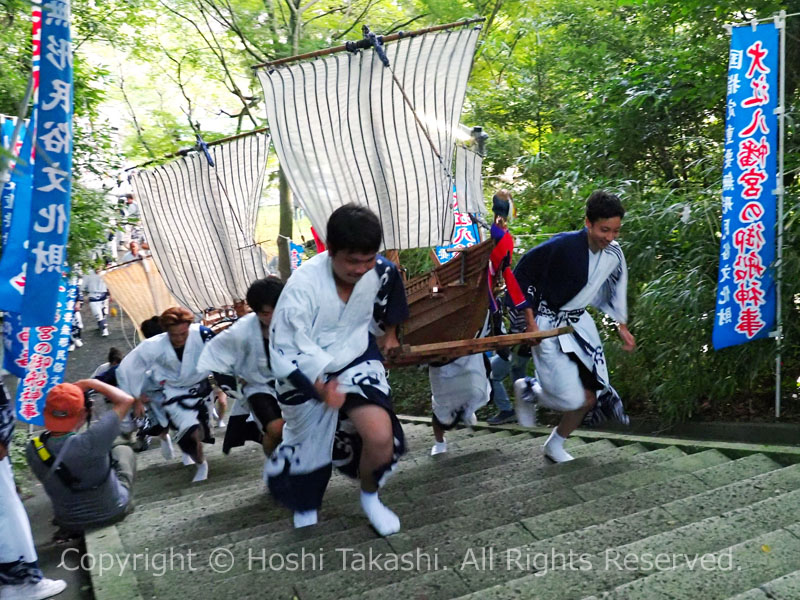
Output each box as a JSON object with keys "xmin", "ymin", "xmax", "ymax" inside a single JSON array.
[
  {"xmin": 543, "ymin": 428, "xmax": 574, "ymax": 463},
  {"xmin": 430, "ymin": 439, "xmax": 448, "ymax": 456},
  {"xmin": 360, "ymin": 490, "xmax": 400, "ymax": 536},
  {"xmin": 293, "ymin": 510, "xmax": 318, "ymax": 528},
  {"xmin": 182, "ymin": 453, "xmax": 195, "ymax": 466},
  {"xmin": 192, "ymin": 461, "xmax": 209, "ymax": 482},
  {"xmin": 161, "ymin": 434, "xmax": 174, "ymax": 460}
]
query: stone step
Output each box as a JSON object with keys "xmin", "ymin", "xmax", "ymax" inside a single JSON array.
[
  {"xmin": 130, "ymin": 441, "xmax": 620, "ymax": 551},
  {"xmin": 118, "ymin": 438, "xmax": 599, "ymax": 554},
  {"xmin": 132, "ymin": 421, "xmax": 447, "ymax": 471},
  {"xmin": 129, "ymin": 431, "xmax": 549, "ymax": 518},
  {"xmin": 152, "ymin": 446, "xmax": 704, "ymax": 597},
  {"xmin": 288, "ymin": 450, "xmax": 732, "ymax": 600},
  {"xmin": 520, "ymin": 453, "xmax": 786, "ymax": 540},
  {"xmin": 132, "ymin": 428, "xmax": 522, "ymax": 501},
  {"xmin": 452, "ymin": 480, "xmax": 800, "ymax": 599},
  {"xmin": 724, "ymin": 569, "xmax": 800, "ymax": 599},
  {"xmin": 310, "ymin": 451, "xmax": 766, "ymax": 599},
  {"xmin": 130, "ymin": 429, "xmax": 572, "ymax": 512},
  {"xmin": 458, "ymin": 454, "xmax": 786, "ymax": 592},
  {"xmin": 595, "ymin": 525, "xmax": 800, "ymax": 599}
]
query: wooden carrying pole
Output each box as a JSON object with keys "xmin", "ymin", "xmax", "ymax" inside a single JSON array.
[
  {"xmin": 252, "ymin": 18, "xmax": 486, "ymax": 70},
  {"xmin": 385, "ymin": 327, "xmax": 573, "ymax": 368}
]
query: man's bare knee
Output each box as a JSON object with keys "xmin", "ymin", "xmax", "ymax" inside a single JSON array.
[{"xmin": 361, "ymin": 428, "xmax": 393, "ymax": 452}]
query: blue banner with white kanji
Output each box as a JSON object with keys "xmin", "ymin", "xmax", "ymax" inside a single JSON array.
[
  {"xmin": 0, "ymin": 121, "xmax": 34, "ymax": 313},
  {"xmin": 22, "ymin": 0, "xmax": 72, "ymax": 327},
  {"xmin": 713, "ymin": 23, "xmax": 778, "ymax": 350},
  {"xmin": 15, "ymin": 278, "xmax": 76, "ymax": 425}
]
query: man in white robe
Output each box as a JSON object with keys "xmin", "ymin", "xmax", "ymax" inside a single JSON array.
[
  {"xmin": 428, "ymin": 353, "xmax": 490, "ymax": 455},
  {"xmin": 197, "ymin": 277, "xmax": 285, "ymax": 456},
  {"xmin": 266, "ymin": 204, "xmax": 408, "ymax": 536},
  {"xmin": 83, "ymin": 266, "xmax": 109, "ymax": 336},
  {"xmin": 512, "ymin": 190, "xmax": 636, "ymax": 462},
  {"xmin": 117, "ymin": 307, "xmax": 216, "ymax": 482}
]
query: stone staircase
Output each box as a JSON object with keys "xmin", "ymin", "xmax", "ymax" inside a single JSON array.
[{"xmin": 86, "ymin": 421, "xmax": 800, "ymax": 600}]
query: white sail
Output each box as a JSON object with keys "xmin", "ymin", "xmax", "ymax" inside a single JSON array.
[
  {"xmin": 130, "ymin": 131, "xmax": 271, "ymax": 313},
  {"xmin": 256, "ymin": 26, "xmax": 481, "ymax": 250}
]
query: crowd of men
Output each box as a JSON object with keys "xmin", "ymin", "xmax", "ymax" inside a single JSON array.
[{"xmin": 0, "ymin": 191, "xmax": 635, "ymax": 600}]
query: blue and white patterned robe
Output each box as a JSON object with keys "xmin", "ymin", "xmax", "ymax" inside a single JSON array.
[
  {"xmin": 265, "ymin": 252, "xmax": 407, "ymax": 512},
  {"xmin": 514, "ymin": 229, "xmax": 630, "ymax": 425}
]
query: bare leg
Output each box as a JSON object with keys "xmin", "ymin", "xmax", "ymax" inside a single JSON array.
[
  {"xmin": 430, "ymin": 417, "xmax": 447, "ymax": 456},
  {"xmin": 262, "ymin": 418, "xmax": 284, "ymax": 456},
  {"xmin": 556, "ymin": 389, "xmax": 597, "ymax": 438},
  {"xmin": 215, "ymin": 389, "xmax": 227, "ymax": 426},
  {"xmin": 190, "ymin": 427, "xmax": 204, "ymax": 463},
  {"xmin": 432, "ymin": 418, "xmax": 445, "ymax": 443},
  {"xmin": 347, "ymin": 404, "xmax": 393, "ymax": 492},
  {"xmin": 191, "ymin": 427, "xmax": 208, "ymax": 482},
  {"xmin": 347, "ymin": 404, "xmax": 400, "ymax": 536}
]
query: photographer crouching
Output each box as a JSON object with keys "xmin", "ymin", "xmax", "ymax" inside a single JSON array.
[{"xmin": 26, "ymin": 379, "xmax": 136, "ymax": 538}]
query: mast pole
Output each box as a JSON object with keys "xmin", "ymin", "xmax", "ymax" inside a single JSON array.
[{"xmin": 252, "ymin": 18, "xmax": 486, "ymax": 70}]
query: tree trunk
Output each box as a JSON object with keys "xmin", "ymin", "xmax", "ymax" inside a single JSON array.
[{"xmin": 278, "ymin": 167, "xmax": 293, "ymax": 281}]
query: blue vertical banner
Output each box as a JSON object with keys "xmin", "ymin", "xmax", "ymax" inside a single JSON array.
[
  {"xmin": 289, "ymin": 241, "xmax": 305, "ymax": 270},
  {"xmin": 1, "ymin": 116, "xmax": 28, "ymax": 245},
  {"xmin": 0, "ymin": 122, "xmax": 35, "ymax": 312},
  {"xmin": 22, "ymin": 0, "xmax": 72, "ymax": 327},
  {"xmin": 713, "ymin": 23, "xmax": 779, "ymax": 350},
  {"xmin": 2, "ymin": 312, "xmax": 28, "ymax": 379},
  {"xmin": 435, "ymin": 186, "xmax": 481, "ymax": 264},
  {"xmin": 15, "ymin": 278, "xmax": 76, "ymax": 425}
]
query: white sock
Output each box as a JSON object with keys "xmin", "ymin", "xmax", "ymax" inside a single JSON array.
[
  {"xmin": 546, "ymin": 427, "xmax": 566, "ymax": 447},
  {"xmin": 161, "ymin": 434, "xmax": 174, "ymax": 460},
  {"xmin": 192, "ymin": 460, "xmax": 208, "ymax": 482},
  {"xmin": 182, "ymin": 453, "xmax": 195, "ymax": 466},
  {"xmin": 360, "ymin": 490, "xmax": 400, "ymax": 536},
  {"xmin": 293, "ymin": 510, "xmax": 318, "ymax": 528},
  {"xmin": 430, "ymin": 439, "xmax": 448, "ymax": 456},
  {"xmin": 543, "ymin": 428, "xmax": 574, "ymax": 462}
]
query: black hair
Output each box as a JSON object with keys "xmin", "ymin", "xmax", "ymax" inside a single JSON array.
[
  {"xmin": 585, "ymin": 190, "xmax": 625, "ymax": 223},
  {"xmin": 326, "ymin": 204, "xmax": 382, "ymax": 255},
  {"xmin": 246, "ymin": 276, "xmax": 285, "ymax": 313},
  {"xmin": 140, "ymin": 316, "xmax": 163, "ymax": 339},
  {"xmin": 107, "ymin": 347, "xmax": 123, "ymax": 365}
]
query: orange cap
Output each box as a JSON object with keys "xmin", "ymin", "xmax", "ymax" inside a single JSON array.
[{"xmin": 44, "ymin": 383, "xmax": 86, "ymax": 432}]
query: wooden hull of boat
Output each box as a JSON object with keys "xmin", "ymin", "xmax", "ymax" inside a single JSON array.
[{"xmin": 402, "ymin": 240, "xmax": 492, "ymax": 346}]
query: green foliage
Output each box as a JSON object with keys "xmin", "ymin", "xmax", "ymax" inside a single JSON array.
[
  {"xmin": 68, "ymin": 185, "xmax": 116, "ymax": 265},
  {"xmin": 4, "ymin": 0, "xmax": 800, "ymax": 425},
  {"xmin": 470, "ymin": 0, "xmax": 800, "ymax": 422},
  {"xmin": 10, "ymin": 427, "xmax": 33, "ymax": 497}
]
